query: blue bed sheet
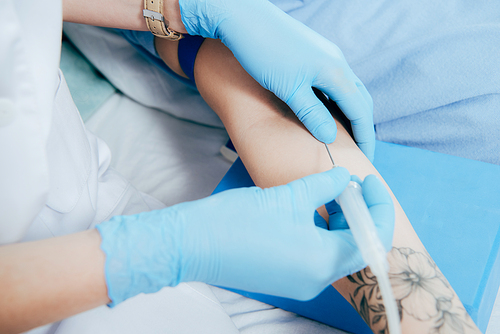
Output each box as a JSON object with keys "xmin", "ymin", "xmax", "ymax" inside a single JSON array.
[{"xmin": 271, "ymin": 0, "xmax": 500, "ymax": 165}]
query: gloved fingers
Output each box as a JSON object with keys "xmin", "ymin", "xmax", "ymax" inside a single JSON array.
[
  {"xmin": 361, "ymin": 175, "xmax": 395, "ymax": 251},
  {"xmin": 325, "ymin": 198, "xmax": 341, "ymax": 216},
  {"xmin": 314, "ymin": 210, "xmax": 328, "ymax": 230},
  {"xmin": 355, "ymin": 81, "xmax": 375, "ymax": 161},
  {"xmin": 326, "ymin": 175, "xmax": 361, "ymax": 231},
  {"xmin": 356, "ymin": 81, "xmax": 374, "ymax": 112},
  {"xmin": 286, "ymin": 86, "xmax": 338, "ymax": 144},
  {"xmin": 328, "ymin": 212, "xmax": 349, "ymax": 231},
  {"xmin": 321, "ymin": 75, "xmax": 375, "ymax": 161},
  {"xmin": 324, "ymin": 200, "xmax": 346, "ymax": 231},
  {"xmin": 317, "ymin": 227, "xmax": 366, "ymax": 280},
  {"xmin": 287, "ymin": 167, "xmax": 350, "ymax": 215},
  {"xmin": 350, "ymin": 115, "xmax": 376, "ymax": 163},
  {"xmin": 328, "ymin": 175, "xmax": 394, "ymax": 251},
  {"xmin": 350, "ymin": 174, "xmax": 363, "ymax": 185}
]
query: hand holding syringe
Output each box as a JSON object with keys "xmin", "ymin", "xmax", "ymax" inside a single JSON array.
[{"xmin": 325, "ymin": 144, "xmax": 401, "ymax": 334}]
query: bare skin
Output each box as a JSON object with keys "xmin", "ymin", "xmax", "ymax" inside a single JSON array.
[
  {"xmin": 62, "ymin": 0, "xmax": 187, "ymax": 33},
  {"xmin": 0, "ymin": 230, "xmax": 109, "ymax": 334},
  {"xmin": 156, "ymin": 37, "xmax": 481, "ymax": 333}
]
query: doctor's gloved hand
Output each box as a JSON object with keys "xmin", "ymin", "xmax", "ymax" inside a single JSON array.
[
  {"xmin": 179, "ymin": 0, "xmax": 375, "ymax": 160},
  {"xmin": 97, "ymin": 167, "xmax": 394, "ymax": 306}
]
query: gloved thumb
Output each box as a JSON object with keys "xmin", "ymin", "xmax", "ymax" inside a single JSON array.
[
  {"xmin": 361, "ymin": 175, "xmax": 395, "ymax": 251},
  {"xmin": 321, "ymin": 77, "xmax": 375, "ymax": 161},
  {"xmin": 286, "ymin": 86, "xmax": 338, "ymax": 144},
  {"xmin": 288, "ymin": 167, "xmax": 350, "ymax": 214}
]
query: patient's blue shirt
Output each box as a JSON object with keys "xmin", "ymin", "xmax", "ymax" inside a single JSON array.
[{"xmin": 277, "ymin": 0, "xmax": 500, "ymax": 165}]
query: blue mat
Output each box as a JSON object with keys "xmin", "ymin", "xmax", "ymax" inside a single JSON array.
[{"xmin": 213, "ymin": 141, "xmax": 500, "ymax": 333}]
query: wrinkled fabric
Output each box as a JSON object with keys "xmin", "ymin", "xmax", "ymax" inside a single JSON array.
[{"xmin": 272, "ymin": 0, "xmax": 500, "ymax": 164}]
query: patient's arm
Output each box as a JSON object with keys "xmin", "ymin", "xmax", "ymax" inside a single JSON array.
[{"xmin": 155, "ymin": 38, "xmax": 480, "ymax": 333}]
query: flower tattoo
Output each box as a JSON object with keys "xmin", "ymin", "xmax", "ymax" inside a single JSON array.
[
  {"xmin": 389, "ymin": 247, "xmax": 453, "ymax": 321},
  {"xmin": 346, "ymin": 247, "xmax": 477, "ymax": 333}
]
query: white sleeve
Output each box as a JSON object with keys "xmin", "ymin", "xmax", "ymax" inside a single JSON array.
[{"xmin": 0, "ymin": 0, "xmax": 62, "ymax": 244}]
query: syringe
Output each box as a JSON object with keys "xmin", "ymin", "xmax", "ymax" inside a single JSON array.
[{"xmin": 324, "ymin": 144, "xmax": 401, "ymax": 334}]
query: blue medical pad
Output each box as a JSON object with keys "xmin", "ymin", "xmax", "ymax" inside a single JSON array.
[{"xmin": 213, "ymin": 140, "xmax": 500, "ymax": 333}]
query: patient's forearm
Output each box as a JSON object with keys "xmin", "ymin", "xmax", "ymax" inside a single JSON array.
[{"xmin": 156, "ymin": 38, "xmax": 480, "ymax": 333}]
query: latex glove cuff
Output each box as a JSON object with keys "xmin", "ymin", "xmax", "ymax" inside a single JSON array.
[{"xmin": 97, "ymin": 211, "xmax": 182, "ymax": 307}]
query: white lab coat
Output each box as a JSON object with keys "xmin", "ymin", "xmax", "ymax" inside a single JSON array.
[
  {"xmin": 0, "ymin": 1, "xmax": 241, "ymax": 333},
  {"xmin": 0, "ymin": 0, "xmax": 155, "ymax": 245}
]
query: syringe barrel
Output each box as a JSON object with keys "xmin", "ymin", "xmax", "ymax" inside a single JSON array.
[
  {"xmin": 336, "ymin": 181, "xmax": 401, "ymax": 334},
  {"xmin": 335, "ymin": 181, "xmax": 388, "ymax": 274}
]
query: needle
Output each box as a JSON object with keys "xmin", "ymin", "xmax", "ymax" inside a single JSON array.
[{"xmin": 324, "ymin": 143, "xmax": 337, "ymax": 168}]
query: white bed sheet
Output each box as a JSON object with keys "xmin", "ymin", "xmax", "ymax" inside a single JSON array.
[{"xmin": 488, "ymin": 289, "xmax": 500, "ymax": 334}]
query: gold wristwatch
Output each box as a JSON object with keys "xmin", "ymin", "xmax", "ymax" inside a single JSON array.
[{"xmin": 143, "ymin": 0, "xmax": 183, "ymax": 41}]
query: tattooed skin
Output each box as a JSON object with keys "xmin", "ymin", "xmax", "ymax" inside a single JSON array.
[{"xmin": 346, "ymin": 247, "xmax": 478, "ymax": 334}]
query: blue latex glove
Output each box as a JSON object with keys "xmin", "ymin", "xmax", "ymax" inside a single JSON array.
[
  {"xmin": 179, "ymin": 0, "xmax": 375, "ymax": 160},
  {"xmin": 97, "ymin": 168, "xmax": 394, "ymax": 306}
]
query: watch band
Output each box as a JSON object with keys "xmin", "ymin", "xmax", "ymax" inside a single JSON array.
[{"xmin": 143, "ymin": 0, "xmax": 183, "ymax": 41}]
